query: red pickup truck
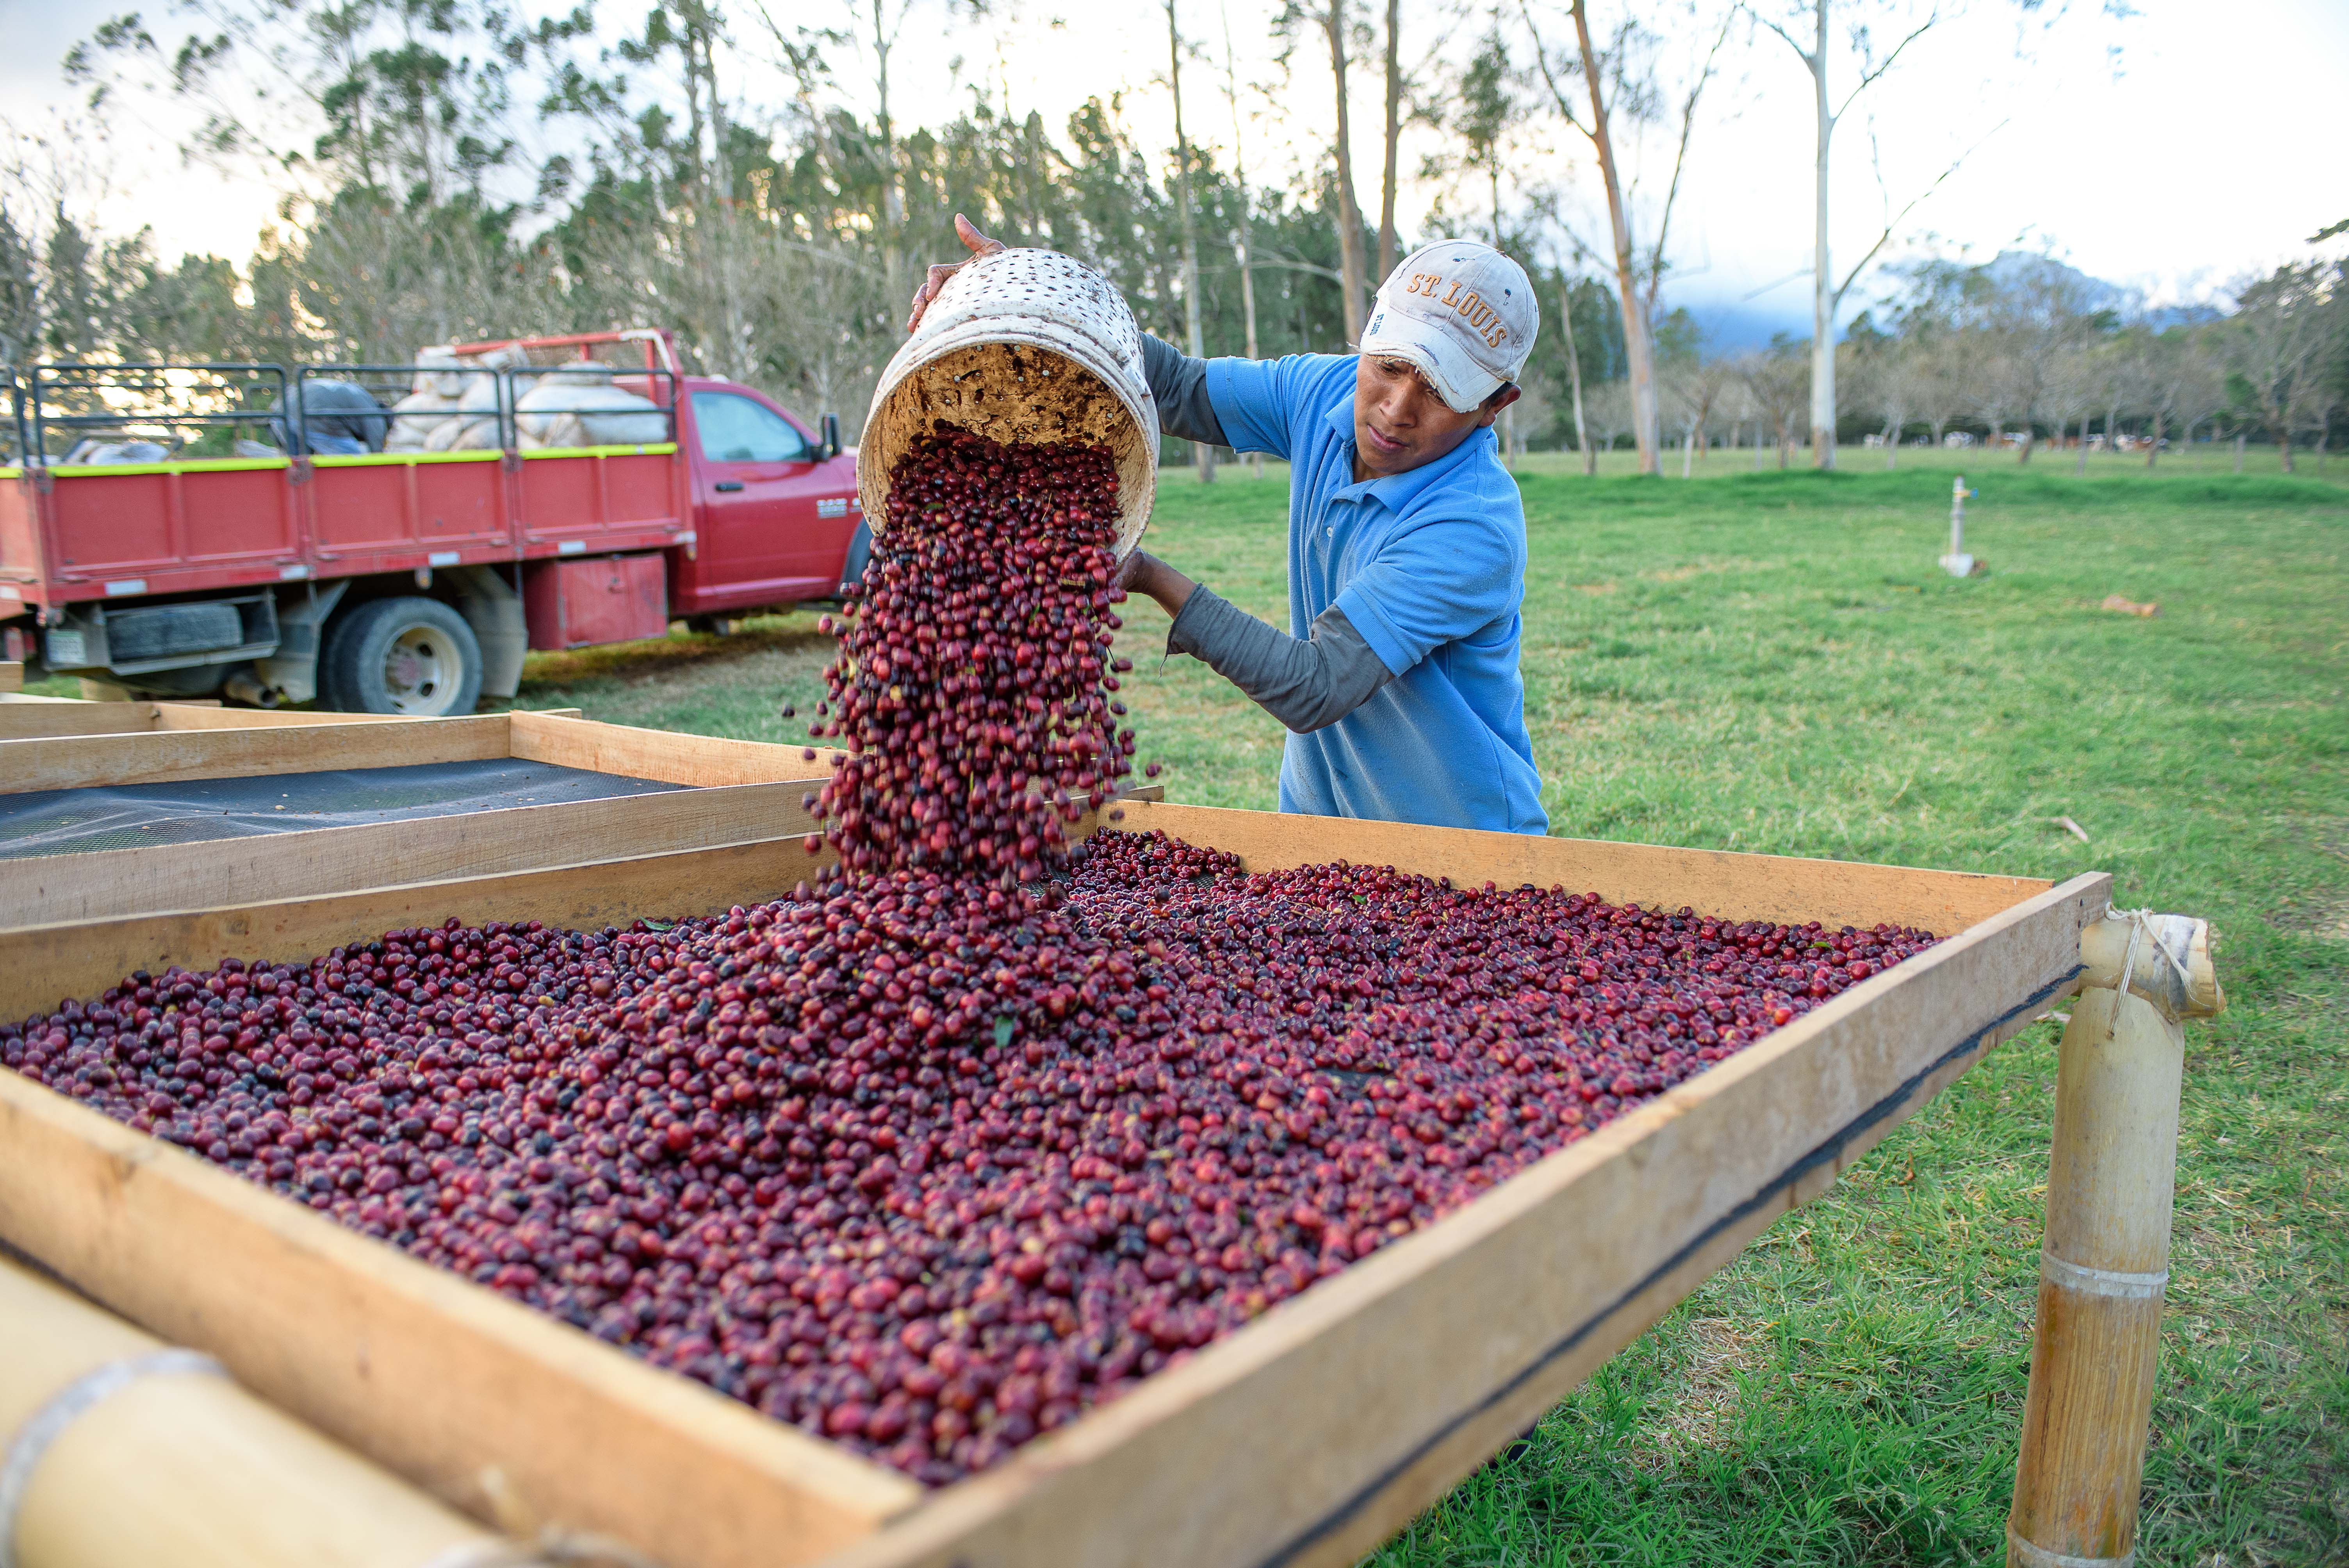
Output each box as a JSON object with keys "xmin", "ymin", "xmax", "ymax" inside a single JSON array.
[{"xmin": 0, "ymin": 330, "xmax": 867, "ymax": 713}]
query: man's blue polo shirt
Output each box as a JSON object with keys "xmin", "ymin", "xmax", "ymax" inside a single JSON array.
[{"xmin": 1200, "ymin": 352, "xmax": 1547, "ymax": 835}]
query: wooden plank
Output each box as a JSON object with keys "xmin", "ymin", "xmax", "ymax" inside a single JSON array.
[
  {"xmin": 0, "ymin": 661, "xmax": 19, "ymax": 693},
  {"xmin": 1111, "ymin": 800, "xmax": 2050, "ymax": 936},
  {"xmin": 814, "ymin": 870, "xmax": 2110, "ymax": 1568},
  {"xmin": 0, "ymin": 704, "xmax": 576, "ymax": 739},
  {"xmin": 0, "ymin": 778, "xmax": 825, "ymax": 928},
  {"xmin": 0, "ymin": 1076, "xmax": 921, "ymax": 1568},
  {"xmin": 510, "ymin": 709, "xmax": 842, "ymax": 786},
  {"xmin": 0, "ymin": 701, "xmax": 167, "ymax": 739},
  {"xmin": 150, "ymin": 704, "xmax": 526, "ymax": 731},
  {"xmin": 0, "ymin": 831, "xmax": 846, "ymax": 1019},
  {"xmin": 0, "ymin": 715, "xmax": 517, "ymax": 796}
]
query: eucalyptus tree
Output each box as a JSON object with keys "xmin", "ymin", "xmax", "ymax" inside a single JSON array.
[
  {"xmin": 1518, "ymin": 0, "xmax": 1732, "ymax": 475},
  {"xmin": 1276, "ymin": 1, "xmax": 1372, "ymax": 339}
]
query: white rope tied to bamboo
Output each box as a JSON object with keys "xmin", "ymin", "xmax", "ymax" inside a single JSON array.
[
  {"xmin": 2106, "ymin": 906, "xmax": 2185, "ymax": 1014},
  {"xmin": 0, "ymin": 1348, "xmax": 227, "ymax": 1568},
  {"xmin": 418, "ymin": 1528, "xmax": 668, "ymax": 1568},
  {"xmin": 2092, "ymin": 905, "xmax": 2208, "ymax": 1026}
]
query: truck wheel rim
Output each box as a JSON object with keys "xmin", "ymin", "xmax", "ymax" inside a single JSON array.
[{"xmin": 382, "ymin": 625, "xmax": 457, "ymax": 714}]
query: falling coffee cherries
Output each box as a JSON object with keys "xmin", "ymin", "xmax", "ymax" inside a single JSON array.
[{"xmin": 4, "ymin": 425, "xmax": 1941, "ymax": 1485}]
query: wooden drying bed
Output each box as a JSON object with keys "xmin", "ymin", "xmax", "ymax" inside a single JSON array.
[
  {"xmin": 0, "ymin": 711, "xmax": 837, "ymax": 927},
  {"xmin": 0, "ymin": 802, "xmax": 2194, "ymax": 1568}
]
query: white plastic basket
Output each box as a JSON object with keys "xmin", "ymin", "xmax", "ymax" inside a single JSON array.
[{"xmin": 859, "ymin": 248, "xmax": 1159, "ymax": 558}]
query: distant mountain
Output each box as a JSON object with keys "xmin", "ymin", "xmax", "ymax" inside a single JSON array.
[
  {"xmin": 1669, "ymin": 251, "xmax": 2220, "ymax": 353},
  {"xmin": 1671, "ymin": 299, "xmax": 1816, "ymax": 353}
]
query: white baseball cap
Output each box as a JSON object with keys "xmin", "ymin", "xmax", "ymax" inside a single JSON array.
[{"xmin": 1359, "ymin": 241, "xmax": 1540, "ymax": 413}]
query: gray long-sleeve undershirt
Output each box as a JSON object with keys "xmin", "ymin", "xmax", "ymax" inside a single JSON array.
[
  {"xmin": 1141, "ymin": 333, "xmax": 1229, "ymax": 448},
  {"xmin": 1137, "ymin": 333, "xmax": 1396, "ymax": 735},
  {"xmin": 1166, "ymin": 586, "xmax": 1395, "ymax": 734}
]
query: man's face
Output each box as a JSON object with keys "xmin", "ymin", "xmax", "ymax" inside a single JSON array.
[{"xmin": 1351, "ymin": 355, "xmax": 1515, "ymax": 479}]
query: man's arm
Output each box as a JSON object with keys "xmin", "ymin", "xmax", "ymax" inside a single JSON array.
[
  {"xmin": 1120, "ymin": 554, "xmax": 1395, "ymax": 734},
  {"xmin": 1140, "ymin": 335, "xmax": 1227, "ymax": 448}
]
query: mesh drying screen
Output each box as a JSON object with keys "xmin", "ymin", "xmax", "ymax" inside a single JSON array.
[{"xmin": 0, "ymin": 759, "xmax": 686, "ymax": 860}]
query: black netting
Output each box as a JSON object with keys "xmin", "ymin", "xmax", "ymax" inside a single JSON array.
[{"xmin": 0, "ymin": 759, "xmax": 686, "ymax": 860}]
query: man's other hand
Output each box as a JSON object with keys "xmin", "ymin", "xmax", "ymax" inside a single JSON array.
[{"xmin": 906, "ymin": 214, "xmax": 1007, "ymax": 333}]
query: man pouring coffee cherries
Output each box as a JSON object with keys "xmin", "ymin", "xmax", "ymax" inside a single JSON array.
[{"xmin": 908, "ymin": 216, "xmax": 1545, "ymax": 837}]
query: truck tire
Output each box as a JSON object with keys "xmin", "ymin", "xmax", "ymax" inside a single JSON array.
[
  {"xmin": 838, "ymin": 520, "xmax": 872, "ymax": 597},
  {"xmin": 320, "ymin": 597, "xmax": 484, "ymax": 716}
]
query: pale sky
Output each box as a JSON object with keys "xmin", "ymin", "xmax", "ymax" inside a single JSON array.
[{"xmin": 3, "ymin": 0, "xmax": 2343, "ymax": 342}]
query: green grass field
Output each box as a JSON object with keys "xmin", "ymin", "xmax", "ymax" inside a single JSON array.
[{"xmin": 33, "ymin": 456, "xmax": 2342, "ymax": 1562}]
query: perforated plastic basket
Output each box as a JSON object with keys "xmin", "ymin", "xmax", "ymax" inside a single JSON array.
[{"xmin": 859, "ymin": 248, "xmax": 1159, "ymax": 558}]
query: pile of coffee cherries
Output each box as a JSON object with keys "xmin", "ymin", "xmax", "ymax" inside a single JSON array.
[{"xmin": 2, "ymin": 428, "xmax": 1940, "ymax": 1484}]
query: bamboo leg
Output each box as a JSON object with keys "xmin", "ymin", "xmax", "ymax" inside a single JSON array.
[
  {"xmin": 2007, "ymin": 914, "xmax": 2222, "ymax": 1568},
  {"xmin": 0, "ymin": 1258, "xmax": 506, "ymax": 1568}
]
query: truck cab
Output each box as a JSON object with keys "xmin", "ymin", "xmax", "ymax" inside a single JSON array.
[
  {"xmin": 672, "ymin": 378, "xmax": 867, "ymax": 619},
  {"xmin": 0, "ymin": 330, "xmax": 868, "ymax": 714}
]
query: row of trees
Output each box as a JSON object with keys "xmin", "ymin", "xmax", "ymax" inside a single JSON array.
[
  {"xmin": 1613, "ymin": 252, "xmax": 2347, "ymax": 476},
  {"xmin": 0, "ymin": 0, "xmax": 2007, "ymax": 468},
  {"xmin": 2, "ymin": 0, "xmax": 2335, "ymax": 476}
]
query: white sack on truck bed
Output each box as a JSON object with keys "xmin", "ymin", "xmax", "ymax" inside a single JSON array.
[
  {"xmin": 411, "ymin": 346, "xmax": 467, "ymax": 399},
  {"xmin": 61, "ymin": 439, "xmax": 171, "ymax": 465},
  {"xmin": 385, "ymin": 389, "xmax": 459, "ymax": 452},
  {"xmin": 515, "ymin": 380, "xmax": 667, "ymax": 447},
  {"xmin": 425, "ymin": 374, "xmax": 505, "ymax": 451}
]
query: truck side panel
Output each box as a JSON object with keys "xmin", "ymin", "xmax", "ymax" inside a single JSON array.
[
  {"xmin": 38, "ymin": 459, "xmax": 300, "ymax": 595},
  {"xmin": 516, "ymin": 447, "xmax": 691, "ymax": 556},
  {"xmin": 310, "ymin": 452, "xmax": 512, "ymax": 572},
  {"xmin": 2, "ymin": 472, "xmax": 48, "ymax": 597}
]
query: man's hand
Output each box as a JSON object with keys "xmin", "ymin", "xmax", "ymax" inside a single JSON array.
[
  {"xmin": 1116, "ymin": 549, "xmax": 1198, "ymax": 623},
  {"xmin": 906, "ymin": 214, "xmax": 1007, "ymax": 333}
]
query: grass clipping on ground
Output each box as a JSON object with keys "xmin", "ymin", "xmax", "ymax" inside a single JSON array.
[{"xmin": 503, "ymin": 460, "xmax": 2347, "ymax": 1568}]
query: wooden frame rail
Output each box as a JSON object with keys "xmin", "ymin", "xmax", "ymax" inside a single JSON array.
[
  {"xmin": 0, "ymin": 781, "xmax": 821, "ymax": 928},
  {"xmin": 0, "ymin": 803, "xmax": 2112, "ymax": 1568},
  {"xmin": 0, "ymin": 698, "xmax": 437, "ymax": 740},
  {"xmin": 0, "ymin": 710, "xmax": 831, "ymax": 795}
]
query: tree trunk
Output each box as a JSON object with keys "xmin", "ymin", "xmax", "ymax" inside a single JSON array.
[
  {"xmin": 1223, "ymin": 13, "xmax": 1264, "ymax": 478},
  {"xmin": 1884, "ymin": 417, "xmax": 1899, "ymax": 470},
  {"xmin": 1238, "ymin": 227, "xmax": 1261, "ymax": 476},
  {"xmin": 1559, "ymin": 277, "xmax": 1593, "ymax": 477},
  {"xmin": 1326, "ymin": 2, "xmax": 1368, "ymax": 342},
  {"xmin": 1682, "ymin": 424, "xmax": 1695, "ymax": 478},
  {"xmin": 1377, "ymin": 0, "xmax": 1402, "ymax": 284},
  {"xmin": 1169, "ymin": 0, "xmax": 1215, "ymax": 482},
  {"xmin": 1807, "ymin": 0, "xmax": 1836, "ymax": 470},
  {"xmin": 1569, "ymin": 0, "xmax": 1660, "ymax": 474},
  {"xmin": 2274, "ymin": 405, "xmax": 2295, "ymax": 474},
  {"xmin": 872, "ymin": 0, "xmax": 904, "ymax": 299},
  {"xmin": 2075, "ymin": 413, "xmax": 2089, "ymax": 476},
  {"xmin": 2146, "ymin": 408, "xmax": 2162, "ymax": 469},
  {"xmin": 2233, "ymin": 431, "xmax": 2245, "ymax": 473}
]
